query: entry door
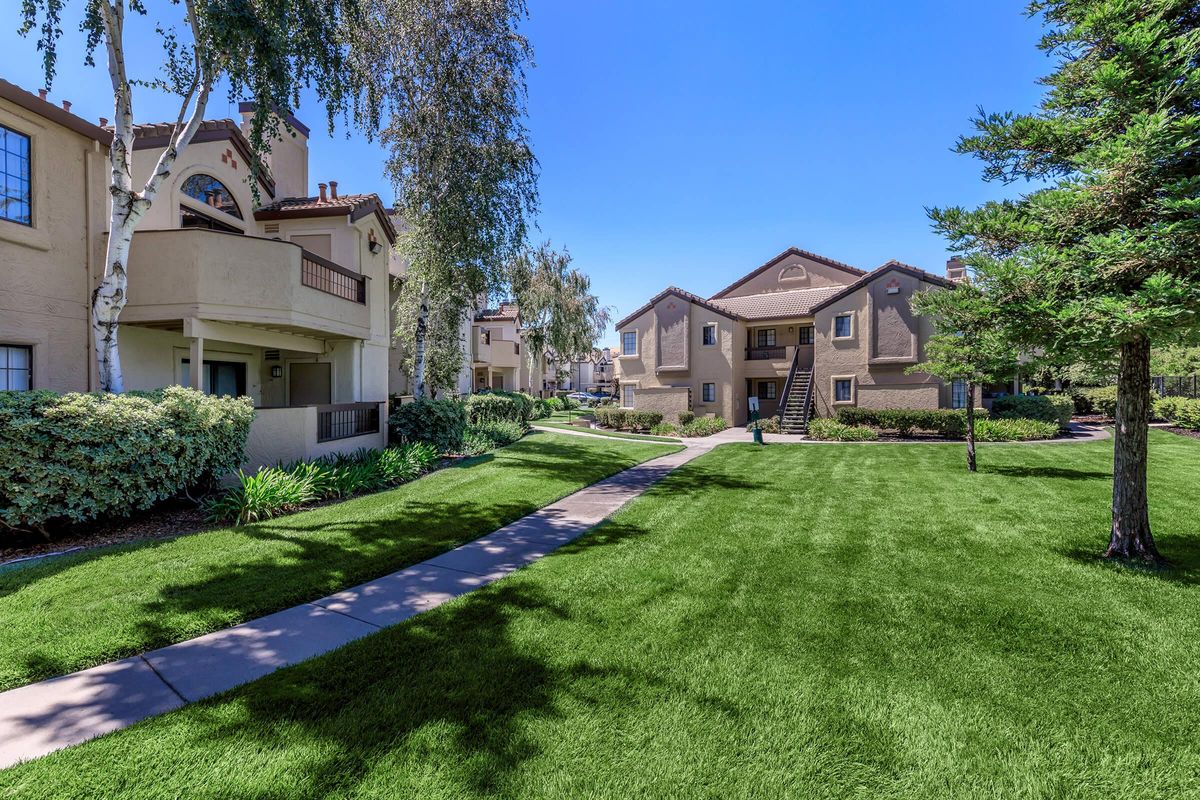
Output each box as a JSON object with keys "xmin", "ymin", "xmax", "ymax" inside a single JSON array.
[
  {"xmin": 492, "ymin": 373, "xmax": 505, "ymax": 391},
  {"xmin": 289, "ymin": 362, "xmax": 332, "ymax": 406}
]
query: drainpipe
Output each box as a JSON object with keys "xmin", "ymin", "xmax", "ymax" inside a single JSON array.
[{"xmin": 83, "ymin": 142, "xmax": 99, "ymax": 391}]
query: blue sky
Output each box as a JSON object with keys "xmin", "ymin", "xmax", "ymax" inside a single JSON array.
[{"xmin": 4, "ymin": 1, "xmax": 1048, "ymax": 347}]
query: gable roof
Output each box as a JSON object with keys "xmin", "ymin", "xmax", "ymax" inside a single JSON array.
[
  {"xmin": 808, "ymin": 259, "xmax": 954, "ymax": 313},
  {"xmin": 129, "ymin": 119, "xmax": 276, "ymax": 199},
  {"xmin": 709, "ymin": 246, "xmax": 866, "ymax": 300},
  {"xmin": 0, "ymin": 80, "xmax": 110, "ymax": 142},
  {"xmin": 710, "ymin": 286, "xmax": 847, "ymax": 320},
  {"xmin": 477, "ymin": 302, "xmax": 519, "ymax": 321},
  {"xmin": 614, "ymin": 286, "xmax": 740, "ymax": 330},
  {"xmin": 255, "ymin": 192, "xmax": 398, "ymax": 243}
]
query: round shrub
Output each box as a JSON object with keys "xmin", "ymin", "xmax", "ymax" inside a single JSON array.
[
  {"xmin": 466, "ymin": 391, "xmax": 533, "ymax": 426},
  {"xmin": 468, "ymin": 420, "xmax": 527, "ymax": 447},
  {"xmin": 678, "ymin": 410, "xmax": 696, "ymax": 425},
  {"xmin": 545, "ymin": 397, "xmax": 564, "ymax": 413},
  {"xmin": 747, "ymin": 416, "xmax": 781, "ymax": 433},
  {"xmin": 389, "ymin": 398, "xmax": 467, "ymax": 453},
  {"xmin": 0, "ymin": 386, "xmax": 254, "ymax": 532}
]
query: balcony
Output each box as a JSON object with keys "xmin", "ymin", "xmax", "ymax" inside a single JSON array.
[
  {"xmin": 122, "ymin": 228, "xmax": 371, "ymax": 339},
  {"xmin": 488, "ymin": 338, "xmax": 521, "ymax": 368},
  {"xmin": 244, "ymin": 402, "xmax": 386, "ymax": 471},
  {"xmin": 746, "ymin": 346, "xmax": 787, "ymax": 360},
  {"xmin": 743, "ymin": 345, "xmax": 795, "ymax": 379}
]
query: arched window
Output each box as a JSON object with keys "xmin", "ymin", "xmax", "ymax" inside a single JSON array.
[{"xmin": 180, "ymin": 173, "xmax": 242, "ymax": 219}]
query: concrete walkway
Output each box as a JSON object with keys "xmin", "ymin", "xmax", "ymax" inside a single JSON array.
[{"xmin": 0, "ymin": 442, "xmax": 711, "ymax": 770}]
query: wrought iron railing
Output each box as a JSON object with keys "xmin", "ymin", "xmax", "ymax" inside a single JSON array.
[
  {"xmin": 746, "ymin": 346, "xmax": 786, "ymax": 360},
  {"xmin": 301, "ymin": 250, "xmax": 366, "ymax": 303},
  {"xmin": 317, "ymin": 402, "xmax": 380, "ymax": 442}
]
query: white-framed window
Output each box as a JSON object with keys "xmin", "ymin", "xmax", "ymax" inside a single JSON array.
[
  {"xmin": 759, "ymin": 380, "xmax": 777, "ymax": 400},
  {"xmin": 798, "ymin": 326, "xmax": 814, "ymax": 345},
  {"xmin": 702, "ymin": 382, "xmax": 716, "ymax": 403},
  {"xmin": 834, "ymin": 314, "xmax": 853, "ymax": 339},
  {"xmin": 622, "ymin": 385, "xmax": 635, "ymax": 408},
  {"xmin": 702, "ymin": 323, "xmax": 717, "ymax": 346},
  {"xmin": 621, "ymin": 331, "xmax": 637, "ymax": 356},
  {"xmin": 756, "ymin": 328, "xmax": 777, "ymax": 347},
  {"xmin": 1, "ymin": 125, "xmax": 32, "ymax": 226},
  {"xmin": 952, "ymin": 380, "xmax": 968, "ymax": 409},
  {"xmin": 0, "ymin": 344, "xmax": 32, "ymax": 390},
  {"xmin": 834, "ymin": 378, "xmax": 853, "ymax": 403}
]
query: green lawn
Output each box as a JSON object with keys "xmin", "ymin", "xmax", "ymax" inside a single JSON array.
[
  {"xmin": 6, "ymin": 432, "xmax": 1200, "ymax": 797},
  {"xmin": 0, "ymin": 432, "xmax": 677, "ymax": 692},
  {"xmin": 533, "ymin": 420, "xmax": 681, "ymax": 443},
  {"xmin": 544, "ymin": 409, "xmax": 594, "ymax": 423}
]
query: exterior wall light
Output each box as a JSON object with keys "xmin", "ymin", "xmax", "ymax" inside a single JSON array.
[{"xmin": 271, "ymin": 365, "xmax": 284, "ymax": 378}]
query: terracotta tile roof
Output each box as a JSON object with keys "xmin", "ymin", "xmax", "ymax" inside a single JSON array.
[
  {"xmin": 477, "ymin": 302, "xmax": 519, "ymax": 321},
  {"xmin": 129, "ymin": 119, "xmax": 241, "ymax": 138},
  {"xmin": 255, "ymin": 193, "xmax": 398, "ymax": 243},
  {"xmin": 709, "ymin": 286, "xmax": 846, "ymax": 320},
  {"xmin": 614, "ymin": 286, "xmax": 740, "ymax": 330},
  {"xmin": 125, "ymin": 118, "xmax": 276, "ymax": 198}
]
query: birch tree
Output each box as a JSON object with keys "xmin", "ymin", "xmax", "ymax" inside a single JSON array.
[
  {"xmin": 508, "ymin": 242, "xmax": 611, "ymax": 383},
  {"xmin": 353, "ymin": 0, "xmax": 538, "ymax": 398},
  {"xmin": 933, "ymin": 0, "xmax": 1200, "ymax": 561},
  {"xmin": 20, "ymin": 0, "xmax": 374, "ymax": 392}
]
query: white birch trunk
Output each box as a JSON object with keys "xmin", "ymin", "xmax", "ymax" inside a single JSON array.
[
  {"xmin": 413, "ymin": 282, "xmax": 429, "ymax": 399},
  {"xmin": 93, "ymin": 0, "xmax": 212, "ymax": 392}
]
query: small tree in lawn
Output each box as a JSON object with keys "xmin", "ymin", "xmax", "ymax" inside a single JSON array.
[
  {"xmin": 507, "ymin": 242, "xmax": 611, "ymax": 387},
  {"xmin": 20, "ymin": 0, "xmax": 372, "ymax": 392},
  {"xmin": 931, "ymin": 0, "xmax": 1200, "ymax": 562},
  {"xmin": 909, "ymin": 281, "xmax": 1017, "ymax": 472}
]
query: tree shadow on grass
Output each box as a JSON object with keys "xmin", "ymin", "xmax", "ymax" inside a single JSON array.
[
  {"xmin": 1060, "ymin": 533, "xmax": 1200, "ymax": 586},
  {"xmin": 980, "ymin": 465, "xmax": 1111, "ymax": 481}
]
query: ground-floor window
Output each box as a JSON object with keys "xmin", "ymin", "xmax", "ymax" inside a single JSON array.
[
  {"xmin": 622, "ymin": 385, "xmax": 635, "ymax": 407},
  {"xmin": 834, "ymin": 378, "xmax": 852, "ymax": 403},
  {"xmin": 951, "ymin": 379, "xmax": 968, "ymax": 409},
  {"xmin": 702, "ymin": 382, "xmax": 716, "ymax": 403},
  {"xmin": 0, "ymin": 344, "xmax": 32, "ymax": 390},
  {"xmin": 182, "ymin": 359, "xmax": 247, "ymax": 397},
  {"xmin": 759, "ymin": 380, "xmax": 777, "ymax": 400},
  {"xmin": 798, "ymin": 326, "xmax": 814, "ymax": 345}
]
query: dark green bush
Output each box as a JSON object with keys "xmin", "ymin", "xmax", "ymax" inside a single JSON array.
[
  {"xmin": 747, "ymin": 416, "xmax": 781, "ymax": 433},
  {"xmin": 545, "ymin": 397, "xmax": 564, "ymax": 413},
  {"xmin": 1155, "ymin": 395, "xmax": 1200, "ymax": 429},
  {"xmin": 594, "ymin": 407, "xmax": 629, "ymax": 429},
  {"xmin": 678, "ymin": 410, "xmax": 695, "ymax": 425},
  {"xmin": 991, "ymin": 394, "xmax": 1073, "ymax": 428},
  {"xmin": 1075, "ymin": 386, "xmax": 1118, "ymax": 417},
  {"xmin": 0, "ymin": 387, "xmax": 254, "ymax": 531},
  {"xmin": 973, "ymin": 418, "xmax": 1058, "ymax": 441},
  {"xmin": 531, "ymin": 398, "xmax": 552, "ymax": 420},
  {"xmin": 627, "ymin": 410, "xmax": 664, "ymax": 431},
  {"xmin": 389, "ymin": 398, "xmax": 467, "ymax": 453},
  {"xmin": 835, "ymin": 407, "xmax": 968, "ymax": 437},
  {"xmin": 465, "ymin": 391, "xmax": 534, "ymax": 426},
  {"xmin": 680, "ymin": 416, "xmax": 728, "ymax": 437},
  {"xmin": 468, "ymin": 420, "xmax": 527, "ymax": 447},
  {"xmin": 808, "ymin": 418, "xmax": 878, "ymax": 441}
]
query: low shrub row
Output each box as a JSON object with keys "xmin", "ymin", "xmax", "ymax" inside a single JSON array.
[
  {"xmin": 746, "ymin": 416, "xmax": 781, "ymax": 433},
  {"xmin": 1155, "ymin": 395, "xmax": 1200, "ymax": 430},
  {"xmin": 972, "ymin": 418, "xmax": 1060, "ymax": 441},
  {"xmin": 1071, "ymin": 385, "xmax": 1118, "ymax": 417},
  {"xmin": 808, "ymin": 418, "xmax": 878, "ymax": 441},
  {"xmin": 593, "ymin": 407, "xmax": 664, "ymax": 432},
  {"xmin": 1, "ymin": 387, "xmax": 254, "ymax": 532},
  {"xmin": 649, "ymin": 423, "xmax": 679, "ymax": 436},
  {"xmin": 459, "ymin": 420, "xmax": 528, "ymax": 455},
  {"xmin": 680, "ymin": 416, "xmax": 728, "ymax": 437},
  {"xmin": 991, "ymin": 394, "xmax": 1073, "ymax": 429},
  {"xmin": 835, "ymin": 407, "xmax": 969, "ymax": 437},
  {"xmin": 389, "ymin": 398, "xmax": 468, "ymax": 452},
  {"xmin": 206, "ymin": 443, "xmax": 439, "ymax": 525},
  {"xmin": 465, "ymin": 391, "xmax": 536, "ymax": 426}
]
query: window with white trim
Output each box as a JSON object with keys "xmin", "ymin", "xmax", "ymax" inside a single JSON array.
[
  {"xmin": 622, "ymin": 385, "xmax": 635, "ymax": 407},
  {"xmin": 834, "ymin": 315, "xmax": 853, "ymax": 338},
  {"xmin": 702, "ymin": 382, "xmax": 716, "ymax": 403},
  {"xmin": 621, "ymin": 331, "xmax": 637, "ymax": 356},
  {"xmin": 0, "ymin": 344, "xmax": 32, "ymax": 390},
  {"xmin": 952, "ymin": 380, "xmax": 968, "ymax": 409},
  {"xmin": 702, "ymin": 324, "xmax": 717, "ymax": 346},
  {"xmin": 835, "ymin": 379, "xmax": 852, "ymax": 402}
]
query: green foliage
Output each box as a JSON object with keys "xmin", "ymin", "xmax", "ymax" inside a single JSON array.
[
  {"xmin": 747, "ymin": 417, "xmax": 781, "ymax": 434},
  {"xmin": 835, "ymin": 407, "xmax": 968, "ymax": 438},
  {"xmin": 908, "ymin": 281, "xmax": 1017, "ymax": 392},
  {"xmin": 1155, "ymin": 396, "xmax": 1200, "ymax": 430},
  {"xmin": 390, "ymin": 276, "xmax": 469, "ymax": 396},
  {"xmin": 592, "ymin": 407, "xmax": 626, "ymax": 429},
  {"xmin": 1152, "ymin": 345, "xmax": 1200, "ymax": 377},
  {"xmin": 467, "ymin": 420, "xmax": 527, "ymax": 447},
  {"xmin": 388, "ymin": 399, "xmax": 467, "ymax": 453},
  {"xmin": 972, "ymin": 418, "xmax": 1059, "ymax": 442},
  {"xmin": 808, "ymin": 418, "xmax": 879, "ymax": 442},
  {"xmin": 545, "ymin": 397, "xmax": 564, "ymax": 413},
  {"xmin": 1073, "ymin": 386, "xmax": 1120, "ymax": 418},
  {"xmin": 678, "ymin": 410, "xmax": 696, "ymax": 425},
  {"xmin": 559, "ymin": 395, "xmax": 579, "ymax": 411},
  {"xmin": 465, "ymin": 391, "xmax": 534, "ymax": 426},
  {"xmin": 650, "ymin": 422, "xmax": 679, "ymax": 436},
  {"xmin": 531, "ymin": 398, "xmax": 552, "ymax": 420},
  {"xmin": 206, "ymin": 443, "xmax": 441, "ymax": 525},
  {"xmin": 0, "ymin": 387, "xmax": 253, "ymax": 531},
  {"xmin": 991, "ymin": 395, "xmax": 1074, "ymax": 429},
  {"xmin": 627, "ymin": 411, "xmax": 664, "ymax": 432},
  {"xmin": 680, "ymin": 416, "xmax": 728, "ymax": 437}
]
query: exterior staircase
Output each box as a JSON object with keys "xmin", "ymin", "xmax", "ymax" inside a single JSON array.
[{"xmin": 779, "ymin": 367, "xmax": 814, "ymax": 435}]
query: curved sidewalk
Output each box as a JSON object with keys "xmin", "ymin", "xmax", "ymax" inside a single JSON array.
[{"xmin": 0, "ymin": 442, "xmax": 712, "ymax": 770}]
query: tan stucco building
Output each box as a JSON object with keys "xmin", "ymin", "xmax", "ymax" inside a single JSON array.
[
  {"xmin": 613, "ymin": 247, "xmax": 964, "ymax": 431},
  {"xmin": 1, "ymin": 80, "xmax": 395, "ymax": 468}
]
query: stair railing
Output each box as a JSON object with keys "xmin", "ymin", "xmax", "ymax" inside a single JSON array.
[
  {"xmin": 798, "ymin": 369, "xmax": 814, "ymax": 431},
  {"xmin": 777, "ymin": 345, "xmax": 804, "ymax": 416}
]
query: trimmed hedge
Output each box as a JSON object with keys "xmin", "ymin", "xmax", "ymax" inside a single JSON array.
[
  {"xmin": 593, "ymin": 407, "xmax": 663, "ymax": 432},
  {"xmin": 991, "ymin": 394, "xmax": 1073, "ymax": 428},
  {"xmin": 468, "ymin": 420, "xmax": 527, "ymax": 447},
  {"xmin": 1155, "ymin": 395, "xmax": 1200, "ymax": 430},
  {"xmin": 808, "ymin": 418, "xmax": 878, "ymax": 441},
  {"xmin": 1, "ymin": 387, "xmax": 254, "ymax": 531},
  {"xmin": 389, "ymin": 398, "xmax": 467, "ymax": 453},
  {"xmin": 836, "ymin": 407, "xmax": 968, "ymax": 437},
  {"xmin": 972, "ymin": 418, "xmax": 1059, "ymax": 441},
  {"xmin": 466, "ymin": 391, "xmax": 535, "ymax": 426}
]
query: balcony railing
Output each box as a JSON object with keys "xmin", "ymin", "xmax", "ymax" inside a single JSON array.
[
  {"xmin": 317, "ymin": 402, "xmax": 380, "ymax": 442},
  {"xmin": 301, "ymin": 250, "xmax": 366, "ymax": 303},
  {"xmin": 746, "ymin": 346, "xmax": 786, "ymax": 360}
]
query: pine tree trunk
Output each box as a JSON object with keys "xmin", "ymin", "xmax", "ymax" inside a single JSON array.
[
  {"xmin": 1106, "ymin": 335, "xmax": 1160, "ymax": 562},
  {"xmin": 413, "ymin": 283, "xmax": 429, "ymax": 399},
  {"xmin": 965, "ymin": 381, "xmax": 977, "ymax": 472}
]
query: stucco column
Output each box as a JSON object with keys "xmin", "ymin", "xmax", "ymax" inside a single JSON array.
[{"xmin": 188, "ymin": 336, "xmax": 205, "ymax": 391}]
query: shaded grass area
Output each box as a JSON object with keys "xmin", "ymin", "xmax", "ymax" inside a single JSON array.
[
  {"xmin": 533, "ymin": 420, "xmax": 681, "ymax": 443},
  {"xmin": 0, "ymin": 432, "xmax": 678, "ymax": 692},
  {"xmin": 6, "ymin": 432, "xmax": 1200, "ymax": 797},
  {"xmin": 544, "ymin": 409, "xmax": 594, "ymax": 423}
]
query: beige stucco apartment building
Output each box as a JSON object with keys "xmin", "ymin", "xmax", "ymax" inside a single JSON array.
[
  {"xmin": 0, "ymin": 80, "xmax": 395, "ymax": 468},
  {"xmin": 614, "ymin": 247, "xmax": 964, "ymax": 431}
]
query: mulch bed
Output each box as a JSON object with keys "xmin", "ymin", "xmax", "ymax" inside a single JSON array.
[{"xmin": 1163, "ymin": 426, "xmax": 1200, "ymax": 441}]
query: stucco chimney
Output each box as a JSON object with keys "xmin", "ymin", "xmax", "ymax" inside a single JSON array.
[
  {"xmin": 318, "ymin": 182, "xmax": 328, "ymax": 203},
  {"xmin": 61, "ymin": 100, "xmax": 71, "ymax": 112},
  {"xmin": 946, "ymin": 257, "xmax": 967, "ymax": 283},
  {"xmin": 38, "ymin": 89, "xmax": 48, "ymax": 100},
  {"xmin": 329, "ymin": 180, "xmax": 338, "ymax": 200},
  {"xmin": 99, "ymin": 117, "xmax": 108, "ymax": 127}
]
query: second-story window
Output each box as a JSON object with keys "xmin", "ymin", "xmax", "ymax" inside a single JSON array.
[
  {"xmin": 622, "ymin": 331, "xmax": 637, "ymax": 356},
  {"xmin": 1, "ymin": 125, "xmax": 32, "ymax": 226},
  {"xmin": 756, "ymin": 329, "xmax": 776, "ymax": 347},
  {"xmin": 702, "ymin": 324, "xmax": 717, "ymax": 346},
  {"xmin": 181, "ymin": 173, "xmax": 242, "ymax": 219},
  {"xmin": 798, "ymin": 326, "xmax": 814, "ymax": 345}
]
